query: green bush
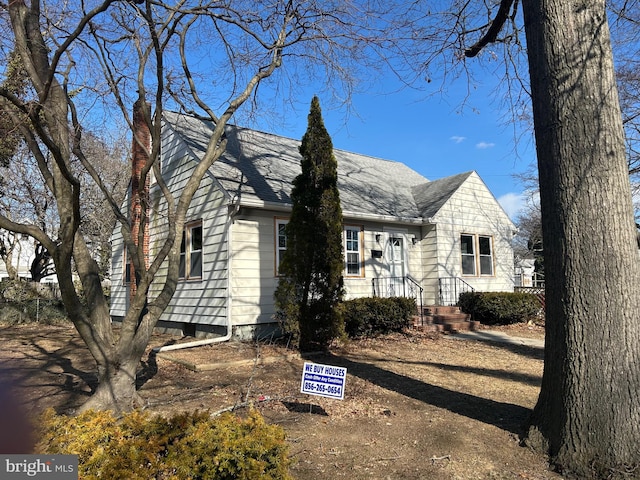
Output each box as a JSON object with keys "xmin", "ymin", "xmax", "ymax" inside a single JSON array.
[
  {"xmin": 340, "ymin": 296, "xmax": 416, "ymax": 338},
  {"xmin": 36, "ymin": 408, "xmax": 293, "ymax": 480},
  {"xmin": 458, "ymin": 291, "xmax": 541, "ymax": 325}
]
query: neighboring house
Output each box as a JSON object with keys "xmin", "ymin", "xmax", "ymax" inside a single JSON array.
[
  {"xmin": 0, "ymin": 232, "xmax": 31, "ymax": 280},
  {"xmin": 110, "ymin": 112, "xmax": 516, "ymax": 339},
  {"xmin": 514, "ymin": 256, "xmax": 536, "ymax": 287},
  {"xmin": 0, "ymin": 232, "xmax": 57, "ymax": 283}
]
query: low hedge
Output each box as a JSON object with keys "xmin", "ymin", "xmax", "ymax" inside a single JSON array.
[
  {"xmin": 458, "ymin": 291, "xmax": 541, "ymax": 325},
  {"xmin": 36, "ymin": 408, "xmax": 293, "ymax": 480},
  {"xmin": 340, "ymin": 296, "xmax": 416, "ymax": 338}
]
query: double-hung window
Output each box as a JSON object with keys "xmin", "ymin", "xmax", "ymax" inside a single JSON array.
[
  {"xmin": 478, "ymin": 236, "xmax": 494, "ymax": 276},
  {"xmin": 275, "ymin": 218, "xmax": 288, "ymax": 275},
  {"xmin": 460, "ymin": 234, "xmax": 494, "ymax": 276},
  {"xmin": 274, "ymin": 220, "xmax": 364, "ymax": 277},
  {"xmin": 344, "ymin": 226, "xmax": 363, "ymax": 276},
  {"xmin": 461, "ymin": 234, "xmax": 476, "ymax": 275},
  {"xmin": 180, "ymin": 220, "xmax": 203, "ymax": 280}
]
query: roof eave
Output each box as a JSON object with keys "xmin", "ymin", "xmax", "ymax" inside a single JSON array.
[
  {"xmin": 232, "ymin": 198, "xmax": 434, "ymax": 225},
  {"xmin": 342, "ymin": 210, "xmax": 430, "ymax": 226}
]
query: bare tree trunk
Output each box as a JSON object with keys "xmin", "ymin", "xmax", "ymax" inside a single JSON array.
[
  {"xmin": 522, "ymin": 0, "xmax": 640, "ymax": 475},
  {"xmin": 1, "ymin": 255, "xmax": 18, "ymax": 282},
  {"xmin": 82, "ymin": 355, "xmax": 144, "ymax": 414},
  {"xmin": 4, "ymin": 0, "xmax": 375, "ymax": 415},
  {"xmin": 1, "ymin": 235, "xmax": 19, "ymax": 281}
]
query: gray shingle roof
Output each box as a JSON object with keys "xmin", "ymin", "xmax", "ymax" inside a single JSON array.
[
  {"xmin": 164, "ymin": 112, "xmax": 468, "ymax": 221},
  {"xmin": 412, "ymin": 172, "xmax": 474, "ymax": 219}
]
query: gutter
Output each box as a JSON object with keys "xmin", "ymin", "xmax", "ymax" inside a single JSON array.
[{"xmin": 236, "ymin": 198, "xmax": 434, "ymax": 226}]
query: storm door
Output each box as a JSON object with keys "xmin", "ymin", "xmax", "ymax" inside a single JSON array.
[{"xmin": 387, "ymin": 236, "xmax": 405, "ymax": 296}]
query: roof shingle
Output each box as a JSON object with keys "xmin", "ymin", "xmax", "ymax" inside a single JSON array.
[{"xmin": 164, "ymin": 112, "xmax": 468, "ymax": 221}]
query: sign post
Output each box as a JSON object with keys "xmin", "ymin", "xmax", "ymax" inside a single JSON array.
[{"xmin": 300, "ymin": 361, "xmax": 347, "ymax": 400}]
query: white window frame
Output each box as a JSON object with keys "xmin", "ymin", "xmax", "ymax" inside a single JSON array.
[
  {"xmin": 275, "ymin": 218, "xmax": 289, "ymax": 276},
  {"xmin": 344, "ymin": 225, "xmax": 363, "ymax": 277},
  {"xmin": 179, "ymin": 220, "xmax": 203, "ymax": 281}
]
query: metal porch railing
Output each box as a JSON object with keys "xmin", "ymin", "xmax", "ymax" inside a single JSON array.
[
  {"xmin": 371, "ymin": 275, "xmax": 424, "ymax": 322},
  {"xmin": 438, "ymin": 277, "xmax": 475, "ymax": 306}
]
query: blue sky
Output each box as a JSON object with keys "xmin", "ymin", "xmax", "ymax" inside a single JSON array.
[{"xmin": 252, "ymin": 75, "xmax": 536, "ymax": 222}]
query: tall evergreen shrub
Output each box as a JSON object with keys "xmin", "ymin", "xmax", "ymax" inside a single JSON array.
[{"xmin": 274, "ymin": 96, "xmax": 345, "ymax": 351}]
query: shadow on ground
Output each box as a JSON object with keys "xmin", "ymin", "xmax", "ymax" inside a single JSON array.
[{"xmin": 308, "ymin": 351, "xmax": 533, "ymax": 435}]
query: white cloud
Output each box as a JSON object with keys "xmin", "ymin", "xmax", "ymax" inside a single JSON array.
[
  {"xmin": 449, "ymin": 135, "xmax": 466, "ymax": 143},
  {"xmin": 498, "ymin": 192, "xmax": 527, "ymax": 220},
  {"xmin": 476, "ymin": 141, "xmax": 496, "ymax": 149}
]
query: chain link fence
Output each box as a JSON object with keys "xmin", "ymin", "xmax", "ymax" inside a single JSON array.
[{"xmin": 0, "ymin": 279, "xmax": 68, "ymax": 324}]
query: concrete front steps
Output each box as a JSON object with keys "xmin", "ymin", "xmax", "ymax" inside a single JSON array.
[{"xmin": 411, "ymin": 305, "xmax": 480, "ymax": 333}]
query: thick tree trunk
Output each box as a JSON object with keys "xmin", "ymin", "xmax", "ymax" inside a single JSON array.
[
  {"xmin": 73, "ymin": 235, "xmax": 156, "ymax": 414},
  {"xmin": 80, "ymin": 356, "xmax": 144, "ymax": 414},
  {"xmin": 6, "ymin": 0, "xmax": 282, "ymax": 416},
  {"xmin": 522, "ymin": 0, "xmax": 640, "ymax": 476}
]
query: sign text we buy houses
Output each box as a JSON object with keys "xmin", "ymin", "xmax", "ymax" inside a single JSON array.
[{"xmin": 300, "ymin": 361, "xmax": 347, "ymax": 400}]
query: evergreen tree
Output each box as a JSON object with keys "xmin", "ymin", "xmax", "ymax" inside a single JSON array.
[
  {"xmin": 0, "ymin": 50, "xmax": 29, "ymax": 168},
  {"xmin": 275, "ymin": 96, "xmax": 345, "ymax": 351}
]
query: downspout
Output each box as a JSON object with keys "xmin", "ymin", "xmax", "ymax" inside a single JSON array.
[
  {"xmin": 153, "ymin": 201, "xmax": 238, "ymax": 353},
  {"xmin": 153, "ymin": 330, "xmax": 232, "ymax": 352}
]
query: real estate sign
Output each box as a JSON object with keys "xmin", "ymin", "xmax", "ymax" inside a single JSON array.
[{"xmin": 300, "ymin": 361, "xmax": 346, "ymax": 400}]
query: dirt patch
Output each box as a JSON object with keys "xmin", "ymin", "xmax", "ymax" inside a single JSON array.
[{"xmin": 0, "ymin": 323, "xmax": 561, "ymax": 479}]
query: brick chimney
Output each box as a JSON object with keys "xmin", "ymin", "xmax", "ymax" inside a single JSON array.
[{"xmin": 130, "ymin": 98, "xmax": 151, "ymax": 299}]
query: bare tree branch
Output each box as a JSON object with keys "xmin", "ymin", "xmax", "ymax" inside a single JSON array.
[{"xmin": 464, "ymin": 0, "xmax": 516, "ymax": 58}]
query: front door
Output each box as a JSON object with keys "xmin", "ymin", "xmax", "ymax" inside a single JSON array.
[{"xmin": 387, "ymin": 236, "xmax": 405, "ymax": 296}]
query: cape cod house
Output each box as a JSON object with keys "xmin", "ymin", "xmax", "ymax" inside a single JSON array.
[{"xmin": 110, "ymin": 112, "xmax": 516, "ymax": 339}]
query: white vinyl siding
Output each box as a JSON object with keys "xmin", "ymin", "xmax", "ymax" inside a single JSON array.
[
  {"xmin": 417, "ymin": 224, "xmax": 439, "ymax": 305},
  {"xmin": 430, "ymin": 172, "xmax": 514, "ymax": 294},
  {"xmin": 231, "ymin": 214, "xmax": 286, "ymax": 326},
  {"xmin": 111, "ymin": 123, "xmax": 515, "ymax": 331},
  {"xmin": 116, "ymin": 123, "xmax": 231, "ymax": 327},
  {"xmin": 110, "ymin": 192, "xmax": 130, "ymax": 316}
]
